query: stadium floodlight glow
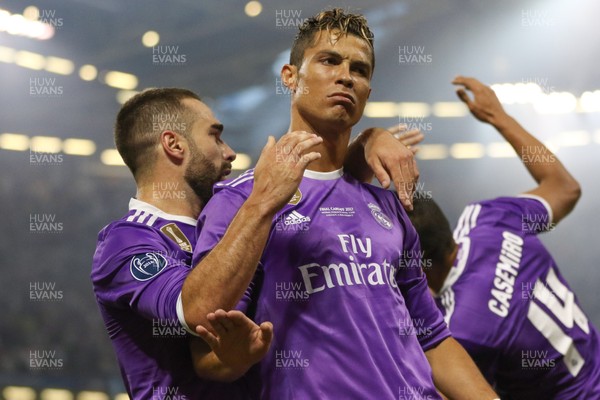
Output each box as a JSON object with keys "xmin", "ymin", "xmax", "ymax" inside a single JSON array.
[
  {"xmin": 0, "ymin": 45, "xmax": 15, "ymax": 63},
  {"xmin": 579, "ymin": 90, "xmax": 600, "ymax": 113},
  {"xmin": 231, "ymin": 153, "xmax": 252, "ymax": 170},
  {"xmin": 554, "ymin": 130, "xmax": 590, "ymax": 147},
  {"xmin": 0, "ymin": 133, "xmax": 30, "ymax": 151},
  {"xmin": 15, "ymin": 50, "xmax": 45, "ymax": 70},
  {"xmin": 116, "ymin": 90, "xmax": 140, "ymax": 105},
  {"xmin": 245, "ymin": 1, "xmax": 263, "ymax": 17},
  {"xmin": 2, "ymin": 385, "xmax": 36, "ymax": 400},
  {"xmin": 79, "ymin": 64, "xmax": 98, "ymax": 81},
  {"xmin": 45, "ymin": 56, "xmax": 74, "ymax": 75},
  {"xmin": 415, "ymin": 144, "xmax": 448, "ymax": 160},
  {"xmin": 142, "ymin": 30, "xmax": 160, "ymax": 47},
  {"xmin": 113, "ymin": 394, "xmax": 129, "ymax": 400},
  {"xmin": 23, "ymin": 6, "xmax": 40, "ymax": 20},
  {"xmin": 101, "ymin": 149, "xmax": 126, "ymax": 166},
  {"xmin": 432, "ymin": 102, "xmax": 469, "ymax": 118},
  {"xmin": 40, "ymin": 388, "xmax": 74, "ymax": 400},
  {"xmin": 63, "ymin": 138, "xmax": 96, "ymax": 156},
  {"xmin": 398, "ymin": 102, "xmax": 430, "ymax": 118},
  {"xmin": 533, "ymin": 92, "xmax": 577, "ymax": 114},
  {"xmin": 595, "ymin": 130, "xmax": 600, "ymax": 144},
  {"xmin": 363, "ymin": 102, "xmax": 397, "ymax": 118},
  {"xmin": 450, "ymin": 142, "xmax": 485, "ymax": 159},
  {"xmin": 487, "ymin": 142, "xmax": 517, "ymax": 158},
  {"xmin": 77, "ymin": 391, "xmax": 109, "ymax": 400},
  {"xmin": 30, "ymin": 136, "xmax": 62, "ymax": 153},
  {"xmin": 0, "ymin": 8, "xmax": 54, "ymax": 40},
  {"xmin": 103, "ymin": 71, "xmax": 139, "ymax": 90}
]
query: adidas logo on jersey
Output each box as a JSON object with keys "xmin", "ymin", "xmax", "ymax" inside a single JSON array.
[{"xmin": 284, "ymin": 211, "xmax": 311, "ymax": 225}]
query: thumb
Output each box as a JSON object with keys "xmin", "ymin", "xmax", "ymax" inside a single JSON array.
[
  {"xmin": 259, "ymin": 321, "xmax": 274, "ymax": 346},
  {"xmin": 455, "ymin": 88, "xmax": 471, "ymax": 106},
  {"xmin": 261, "ymin": 136, "xmax": 276, "ymax": 154}
]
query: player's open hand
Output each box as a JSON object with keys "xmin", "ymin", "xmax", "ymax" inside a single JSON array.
[
  {"xmin": 251, "ymin": 131, "xmax": 322, "ymax": 213},
  {"xmin": 363, "ymin": 124, "xmax": 421, "ymax": 211},
  {"xmin": 196, "ymin": 309, "xmax": 273, "ymax": 378},
  {"xmin": 452, "ymin": 76, "xmax": 508, "ymax": 126}
]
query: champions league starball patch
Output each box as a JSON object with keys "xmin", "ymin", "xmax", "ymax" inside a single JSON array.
[
  {"xmin": 130, "ymin": 252, "xmax": 168, "ymax": 281},
  {"xmin": 368, "ymin": 203, "xmax": 393, "ymax": 230}
]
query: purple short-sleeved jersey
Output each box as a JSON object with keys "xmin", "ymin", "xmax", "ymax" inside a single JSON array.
[
  {"xmin": 91, "ymin": 199, "xmax": 249, "ymax": 400},
  {"xmin": 194, "ymin": 169, "xmax": 450, "ymax": 399},
  {"xmin": 437, "ymin": 195, "xmax": 600, "ymax": 399}
]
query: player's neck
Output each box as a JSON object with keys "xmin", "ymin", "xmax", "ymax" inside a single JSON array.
[
  {"xmin": 135, "ymin": 178, "xmax": 202, "ymax": 219},
  {"xmin": 429, "ymin": 245, "xmax": 459, "ymax": 294},
  {"xmin": 289, "ymin": 115, "xmax": 351, "ymax": 172}
]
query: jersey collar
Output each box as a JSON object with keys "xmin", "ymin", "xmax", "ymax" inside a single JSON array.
[
  {"xmin": 128, "ymin": 198, "xmax": 197, "ymax": 226},
  {"xmin": 304, "ymin": 168, "xmax": 344, "ymax": 180}
]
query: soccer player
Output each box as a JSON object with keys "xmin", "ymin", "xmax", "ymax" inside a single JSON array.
[
  {"xmin": 193, "ymin": 9, "xmax": 497, "ymax": 399},
  {"xmin": 408, "ymin": 76, "xmax": 600, "ymax": 399},
  {"xmin": 91, "ymin": 88, "xmax": 421, "ymax": 398}
]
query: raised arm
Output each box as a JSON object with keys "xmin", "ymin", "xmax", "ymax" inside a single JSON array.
[
  {"xmin": 453, "ymin": 76, "xmax": 581, "ymax": 223},
  {"xmin": 181, "ymin": 132, "xmax": 322, "ymax": 330}
]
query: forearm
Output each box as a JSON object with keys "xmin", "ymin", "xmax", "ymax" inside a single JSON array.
[
  {"xmin": 426, "ymin": 337, "xmax": 497, "ymax": 400},
  {"xmin": 182, "ymin": 195, "xmax": 274, "ymax": 328},
  {"xmin": 492, "ymin": 113, "xmax": 581, "ymax": 221},
  {"xmin": 193, "ymin": 350, "xmax": 241, "ymax": 382}
]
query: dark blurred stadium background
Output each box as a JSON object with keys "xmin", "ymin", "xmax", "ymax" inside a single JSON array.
[{"xmin": 1, "ymin": 0, "xmax": 599, "ymax": 398}]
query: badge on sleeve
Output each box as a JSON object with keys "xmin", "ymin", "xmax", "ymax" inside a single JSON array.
[{"xmin": 130, "ymin": 252, "xmax": 168, "ymax": 281}]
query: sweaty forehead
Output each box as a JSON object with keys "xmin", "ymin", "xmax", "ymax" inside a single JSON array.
[{"xmin": 309, "ymin": 30, "xmax": 372, "ymax": 61}]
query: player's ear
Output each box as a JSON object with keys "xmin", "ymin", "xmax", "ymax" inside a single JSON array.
[
  {"xmin": 160, "ymin": 130, "xmax": 185, "ymax": 163},
  {"xmin": 281, "ymin": 64, "xmax": 298, "ymax": 92}
]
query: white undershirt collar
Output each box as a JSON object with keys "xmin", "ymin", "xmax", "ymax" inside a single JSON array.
[
  {"xmin": 128, "ymin": 198, "xmax": 197, "ymax": 226},
  {"xmin": 303, "ymin": 168, "xmax": 344, "ymax": 180}
]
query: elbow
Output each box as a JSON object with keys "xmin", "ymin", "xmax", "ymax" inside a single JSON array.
[{"xmin": 564, "ymin": 178, "xmax": 582, "ymax": 211}]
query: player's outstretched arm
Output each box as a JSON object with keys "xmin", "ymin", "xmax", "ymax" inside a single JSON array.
[
  {"xmin": 345, "ymin": 124, "xmax": 422, "ymax": 211},
  {"xmin": 190, "ymin": 310, "xmax": 273, "ymax": 382},
  {"xmin": 453, "ymin": 76, "xmax": 581, "ymax": 223},
  {"xmin": 181, "ymin": 132, "xmax": 322, "ymax": 330},
  {"xmin": 425, "ymin": 337, "xmax": 498, "ymax": 400}
]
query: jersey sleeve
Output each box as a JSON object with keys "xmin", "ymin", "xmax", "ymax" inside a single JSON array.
[
  {"xmin": 483, "ymin": 195, "xmax": 553, "ymax": 235},
  {"xmin": 92, "ymin": 223, "xmax": 189, "ymax": 323},
  {"xmin": 191, "ymin": 184, "xmax": 250, "ymax": 265},
  {"xmin": 391, "ymin": 195, "xmax": 452, "ymax": 351}
]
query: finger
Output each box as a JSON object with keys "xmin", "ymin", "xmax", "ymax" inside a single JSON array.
[
  {"xmin": 276, "ymin": 131, "xmax": 318, "ymax": 157},
  {"xmin": 260, "ymin": 136, "xmax": 276, "ymax": 155},
  {"xmin": 398, "ymin": 130, "xmax": 424, "ymax": 147},
  {"xmin": 259, "ymin": 321, "xmax": 274, "ymax": 346},
  {"xmin": 212, "ymin": 309, "xmax": 235, "ymax": 332},
  {"xmin": 394, "ymin": 161, "xmax": 414, "ymax": 211},
  {"xmin": 385, "ymin": 123, "xmax": 407, "ymax": 135},
  {"xmin": 370, "ymin": 157, "xmax": 390, "ymax": 188},
  {"xmin": 296, "ymin": 151, "xmax": 321, "ymax": 168},
  {"xmin": 455, "ymin": 88, "xmax": 472, "ymax": 106},
  {"xmin": 292, "ymin": 135, "xmax": 323, "ymax": 157},
  {"xmin": 196, "ymin": 325, "xmax": 219, "ymax": 349},
  {"xmin": 224, "ymin": 310, "xmax": 250, "ymax": 327}
]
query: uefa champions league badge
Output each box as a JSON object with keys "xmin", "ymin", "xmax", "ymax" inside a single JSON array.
[
  {"xmin": 368, "ymin": 203, "xmax": 393, "ymax": 230},
  {"xmin": 130, "ymin": 252, "xmax": 168, "ymax": 281}
]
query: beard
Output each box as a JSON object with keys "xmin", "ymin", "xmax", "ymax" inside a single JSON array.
[{"xmin": 184, "ymin": 141, "xmax": 227, "ymax": 207}]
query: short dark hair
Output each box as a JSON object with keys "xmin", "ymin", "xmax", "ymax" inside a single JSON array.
[
  {"xmin": 407, "ymin": 196, "xmax": 455, "ymax": 267},
  {"xmin": 290, "ymin": 8, "xmax": 375, "ymax": 73},
  {"xmin": 114, "ymin": 88, "xmax": 201, "ymax": 179}
]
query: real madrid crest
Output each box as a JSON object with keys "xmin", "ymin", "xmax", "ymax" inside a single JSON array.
[{"xmin": 368, "ymin": 203, "xmax": 393, "ymax": 230}]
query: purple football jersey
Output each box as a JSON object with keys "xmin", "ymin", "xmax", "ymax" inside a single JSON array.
[
  {"xmin": 194, "ymin": 169, "xmax": 450, "ymax": 399},
  {"xmin": 436, "ymin": 196, "xmax": 600, "ymax": 399},
  {"xmin": 91, "ymin": 199, "xmax": 250, "ymax": 400}
]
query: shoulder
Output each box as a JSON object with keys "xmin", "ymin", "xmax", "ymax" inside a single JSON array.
[{"xmin": 213, "ymin": 169, "xmax": 255, "ymax": 195}]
